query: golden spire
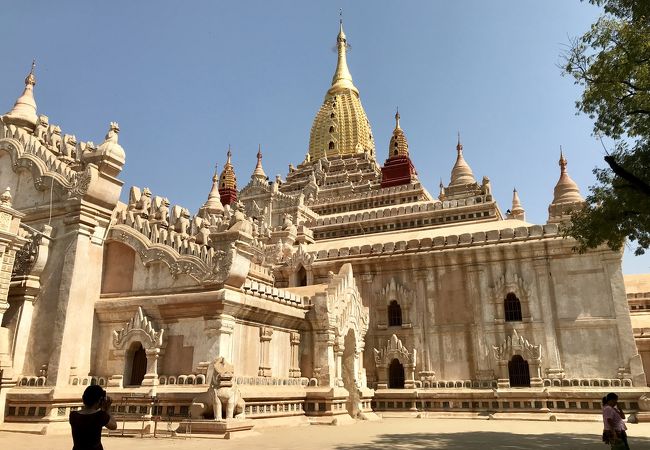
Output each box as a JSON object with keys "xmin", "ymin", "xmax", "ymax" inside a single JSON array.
[
  {"xmin": 219, "ymin": 146, "xmax": 237, "ymax": 190},
  {"xmin": 307, "ymin": 19, "xmax": 375, "ymax": 160},
  {"xmin": 389, "ymin": 107, "xmax": 409, "ymax": 158},
  {"xmin": 328, "ymin": 18, "xmax": 358, "ymax": 96},
  {"xmin": 252, "ymin": 144, "xmax": 267, "ymax": 179},
  {"xmin": 4, "ymin": 60, "xmax": 38, "ymax": 130},
  {"xmin": 449, "ymin": 131, "xmax": 476, "ymax": 186}
]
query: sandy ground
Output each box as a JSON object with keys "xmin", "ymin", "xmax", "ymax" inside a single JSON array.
[{"xmin": 2, "ymin": 418, "xmax": 650, "ymax": 450}]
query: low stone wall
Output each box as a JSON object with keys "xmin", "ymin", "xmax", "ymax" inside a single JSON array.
[{"xmin": 372, "ymin": 388, "xmax": 649, "ymax": 419}]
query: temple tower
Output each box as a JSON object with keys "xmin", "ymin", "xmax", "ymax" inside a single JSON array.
[
  {"xmin": 308, "ymin": 20, "xmax": 376, "ymax": 160},
  {"xmin": 380, "ymin": 109, "xmax": 418, "ymax": 188},
  {"xmin": 218, "ymin": 148, "xmax": 238, "ymax": 206}
]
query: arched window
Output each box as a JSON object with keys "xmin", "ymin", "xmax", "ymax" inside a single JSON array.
[
  {"xmin": 329, "ymin": 141, "xmax": 335, "ymax": 150},
  {"xmin": 388, "ymin": 300, "xmax": 402, "ymax": 327},
  {"xmin": 389, "ymin": 359, "xmax": 405, "ymax": 388},
  {"xmin": 504, "ymin": 293, "xmax": 522, "ymax": 322},
  {"xmin": 329, "ymin": 126, "xmax": 335, "ymax": 133},
  {"xmin": 330, "ymin": 112, "xmax": 335, "ymax": 118},
  {"xmin": 508, "ymin": 355, "xmax": 530, "ymax": 387},
  {"xmin": 128, "ymin": 343, "xmax": 147, "ymax": 386},
  {"xmin": 297, "ymin": 266, "xmax": 307, "ymax": 287}
]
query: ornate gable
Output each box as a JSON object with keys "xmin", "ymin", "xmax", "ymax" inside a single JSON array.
[{"xmin": 113, "ymin": 307, "xmax": 164, "ymax": 350}]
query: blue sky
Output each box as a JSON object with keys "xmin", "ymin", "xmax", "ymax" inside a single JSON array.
[{"xmin": 1, "ymin": 1, "xmax": 648, "ymax": 274}]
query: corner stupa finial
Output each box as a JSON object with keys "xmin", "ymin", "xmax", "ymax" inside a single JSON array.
[
  {"xmin": 559, "ymin": 146, "xmax": 567, "ymax": 173},
  {"xmin": 252, "ymin": 144, "xmax": 267, "ymax": 179},
  {"xmin": 395, "ymin": 107, "xmax": 401, "ymax": 130},
  {"xmin": 4, "ymin": 60, "xmax": 39, "ymax": 130},
  {"xmin": 26, "ymin": 59, "xmax": 36, "ymax": 86},
  {"xmin": 457, "ymin": 131, "xmax": 463, "ymax": 153}
]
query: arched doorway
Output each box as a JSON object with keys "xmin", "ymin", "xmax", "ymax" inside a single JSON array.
[
  {"xmin": 127, "ymin": 342, "xmax": 147, "ymax": 386},
  {"xmin": 297, "ymin": 265, "xmax": 307, "ymax": 287},
  {"xmin": 508, "ymin": 355, "xmax": 530, "ymax": 387},
  {"xmin": 389, "ymin": 358, "xmax": 405, "ymax": 388}
]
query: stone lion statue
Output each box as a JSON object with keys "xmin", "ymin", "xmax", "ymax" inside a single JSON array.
[{"xmin": 190, "ymin": 357, "xmax": 245, "ymax": 420}]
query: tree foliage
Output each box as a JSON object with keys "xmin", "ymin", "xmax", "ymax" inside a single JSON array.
[{"xmin": 563, "ymin": 0, "xmax": 650, "ymax": 255}]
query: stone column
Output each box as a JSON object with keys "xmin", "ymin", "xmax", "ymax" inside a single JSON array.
[
  {"xmin": 205, "ymin": 314, "xmax": 236, "ymax": 363},
  {"xmin": 45, "ymin": 208, "xmax": 108, "ymax": 387},
  {"xmin": 142, "ymin": 348, "xmax": 160, "ymax": 386},
  {"xmin": 0, "ymin": 191, "xmax": 26, "ymax": 425},
  {"xmin": 601, "ymin": 251, "xmax": 646, "ymax": 385},
  {"xmin": 334, "ymin": 337, "xmax": 344, "ymax": 387},
  {"xmin": 466, "ymin": 264, "xmax": 491, "ymax": 380},
  {"xmin": 289, "ymin": 331, "xmax": 301, "ymax": 378},
  {"xmin": 532, "ymin": 257, "xmax": 564, "ymax": 378},
  {"xmin": 258, "ymin": 326, "xmax": 273, "ymax": 377}
]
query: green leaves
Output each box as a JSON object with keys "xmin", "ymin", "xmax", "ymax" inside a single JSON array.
[{"xmin": 563, "ymin": 0, "xmax": 650, "ymax": 255}]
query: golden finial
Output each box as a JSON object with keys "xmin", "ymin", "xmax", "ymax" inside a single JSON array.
[
  {"xmin": 395, "ymin": 107, "xmax": 401, "ymax": 130},
  {"xmin": 25, "ymin": 59, "xmax": 36, "ymax": 86},
  {"xmin": 212, "ymin": 163, "xmax": 219, "ymax": 181},
  {"xmin": 456, "ymin": 131, "xmax": 463, "ymax": 153}
]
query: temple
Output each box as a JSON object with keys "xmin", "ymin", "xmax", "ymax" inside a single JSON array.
[{"xmin": 0, "ymin": 21, "xmax": 649, "ymax": 434}]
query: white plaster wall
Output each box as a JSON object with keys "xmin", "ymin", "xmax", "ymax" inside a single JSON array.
[{"xmin": 231, "ymin": 323, "xmax": 261, "ymax": 376}]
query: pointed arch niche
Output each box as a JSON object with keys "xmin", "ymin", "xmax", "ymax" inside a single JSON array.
[
  {"xmin": 110, "ymin": 307, "xmax": 165, "ymax": 387},
  {"xmin": 489, "ymin": 273, "xmax": 532, "ymax": 323},
  {"xmin": 376, "ymin": 279, "xmax": 414, "ymax": 329},
  {"xmin": 492, "ymin": 330, "xmax": 542, "ymax": 388},
  {"xmin": 373, "ymin": 334, "xmax": 416, "ymax": 389}
]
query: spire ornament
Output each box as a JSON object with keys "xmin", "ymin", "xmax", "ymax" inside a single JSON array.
[
  {"xmin": 252, "ymin": 144, "xmax": 267, "ymax": 179},
  {"xmin": 449, "ymin": 131, "xmax": 476, "ymax": 186},
  {"xmin": 4, "ymin": 60, "xmax": 39, "ymax": 130},
  {"xmin": 218, "ymin": 146, "xmax": 238, "ymax": 205},
  {"xmin": 200, "ymin": 163, "xmax": 224, "ymax": 215}
]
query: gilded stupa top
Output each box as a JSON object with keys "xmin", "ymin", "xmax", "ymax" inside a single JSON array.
[
  {"xmin": 308, "ymin": 20, "xmax": 376, "ymax": 161},
  {"xmin": 388, "ymin": 109, "xmax": 409, "ymax": 158},
  {"xmin": 219, "ymin": 148, "xmax": 237, "ymax": 190}
]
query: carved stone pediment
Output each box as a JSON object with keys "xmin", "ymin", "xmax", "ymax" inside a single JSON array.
[
  {"xmin": 287, "ymin": 244, "xmax": 316, "ymax": 270},
  {"xmin": 113, "ymin": 306, "xmax": 164, "ymax": 350},
  {"xmin": 489, "ymin": 273, "xmax": 531, "ymax": 301},
  {"xmin": 374, "ymin": 334, "xmax": 416, "ymax": 367},
  {"xmin": 492, "ymin": 329, "xmax": 541, "ymax": 362},
  {"xmin": 377, "ymin": 278, "xmax": 415, "ymax": 306}
]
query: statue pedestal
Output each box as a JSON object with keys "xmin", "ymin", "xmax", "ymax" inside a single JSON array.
[{"xmin": 176, "ymin": 419, "xmax": 256, "ymax": 439}]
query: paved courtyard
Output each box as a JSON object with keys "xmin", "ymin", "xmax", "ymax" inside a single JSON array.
[{"xmin": 3, "ymin": 418, "xmax": 650, "ymax": 450}]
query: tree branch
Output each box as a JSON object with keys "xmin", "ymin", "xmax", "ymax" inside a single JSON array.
[{"xmin": 604, "ymin": 155, "xmax": 650, "ymax": 196}]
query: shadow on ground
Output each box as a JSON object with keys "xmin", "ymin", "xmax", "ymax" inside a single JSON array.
[{"xmin": 335, "ymin": 431, "xmax": 650, "ymax": 450}]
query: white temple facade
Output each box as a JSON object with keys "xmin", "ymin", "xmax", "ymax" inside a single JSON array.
[{"xmin": 0, "ymin": 23, "xmax": 648, "ymax": 434}]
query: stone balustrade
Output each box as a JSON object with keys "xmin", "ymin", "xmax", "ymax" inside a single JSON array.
[
  {"xmin": 242, "ymin": 279, "xmax": 306, "ymax": 306},
  {"xmin": 314, "ymin": 223, "xmax": 561, "ymax": 261},
  {"xmin": 16, "ymin": 376, "xmax": 47, "ymax": 387},
  {"xmin": 415, "ymin": 377, "xmax": 632, "ymax": 390},
  {"xmin": 158, "ymin": 374, "xmax": 206, "ymax": 385},
  {"xmin": 234, "ymin": 375, "xmax": 309, "ymax": 386}
]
